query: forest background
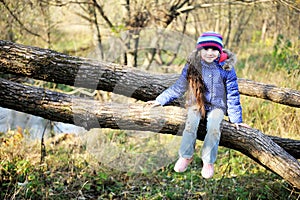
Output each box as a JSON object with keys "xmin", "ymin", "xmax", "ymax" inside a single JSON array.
[{"xmin": 0, "ymin": 0, "xmax": 300, "ymax": 199}]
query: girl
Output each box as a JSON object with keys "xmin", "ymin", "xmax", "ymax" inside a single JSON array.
[{"xmin": 148, "ymin": 31, "xmax": 249, "ymax": 179}]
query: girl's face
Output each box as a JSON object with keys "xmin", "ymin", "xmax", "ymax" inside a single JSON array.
[{"xmin": 200, "ymin": 47, "xmax": 219, "ymax": 63}]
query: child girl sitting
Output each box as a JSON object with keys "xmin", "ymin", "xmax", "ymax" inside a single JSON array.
[{"xmin": 147, "ymin": 31, "xmax": 249, "ymax": 178}]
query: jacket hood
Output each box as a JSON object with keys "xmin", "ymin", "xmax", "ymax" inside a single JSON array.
[{"xmin": 187, "ymin": 49, "xmax": 237, "ymax": 71}]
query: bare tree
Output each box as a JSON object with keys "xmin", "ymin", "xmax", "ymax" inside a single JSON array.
[{"xmin": 2, "ymin": 0, "xmax": 298, "ymax": 68}]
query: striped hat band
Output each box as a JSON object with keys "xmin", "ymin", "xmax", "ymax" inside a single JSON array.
[{"xmin": 196, "ymin": 31, "xmax": 223, "ymax": 53}]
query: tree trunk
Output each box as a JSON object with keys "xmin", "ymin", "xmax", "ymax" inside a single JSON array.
[
  {"xmin": 0, "ymin": 40, "xmax": 299, "ymax": 108},
  {"xmin": 0, "ymin": 78, "xmax": 299, "ymax": 189}
]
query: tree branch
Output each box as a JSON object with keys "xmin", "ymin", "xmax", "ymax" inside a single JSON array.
[{"xmin": 0, "ymin": 40, "xmax": 299, "ymax": 108}]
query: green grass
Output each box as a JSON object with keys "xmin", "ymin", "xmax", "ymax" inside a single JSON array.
[{"xmin": 1, "ymin": 129, "xmax": 299, "ymax": 199}]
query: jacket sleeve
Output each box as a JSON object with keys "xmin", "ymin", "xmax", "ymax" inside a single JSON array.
[
  {"xmin": 155, "ymin": 64, "xmax": 189, "ymax": 106},
  {"xmin": 225, "ymin": 68, "xmax": 243, "ymax": 123}
]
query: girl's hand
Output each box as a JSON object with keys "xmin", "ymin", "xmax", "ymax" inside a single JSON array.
[
  {"xmin": 235, "ymin": 123, "xmax": 251, "ymax": 130},
  {"xmin": 145, "ymin": 100, "xmax": 161, "ymax": 107}
]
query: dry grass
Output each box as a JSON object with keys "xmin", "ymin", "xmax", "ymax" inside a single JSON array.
[{"xmin": 1, "ymin": 129, "xmax": 299, "ymax": 199}]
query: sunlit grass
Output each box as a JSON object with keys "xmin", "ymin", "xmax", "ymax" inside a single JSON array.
[
  {"xmin": 1, "ymin": 126, "xmax": 299, "ymax": 199},
  {"xmin": 234, "ymin": 44, "xmax": 299, "ymax": 140},
  {"xmin": 241, "ymin": 95, "xmax": 300, "ymax": 139}
]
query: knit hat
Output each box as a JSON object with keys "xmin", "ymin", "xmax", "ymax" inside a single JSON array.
[{"xmin": 196, "ymin": 31, "xmax": 223, "ymax": 53}]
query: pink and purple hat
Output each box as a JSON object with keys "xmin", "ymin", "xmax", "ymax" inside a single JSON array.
[{"xmin": 196, "ymin": 31, "xmax": 223, "ymax": 53}]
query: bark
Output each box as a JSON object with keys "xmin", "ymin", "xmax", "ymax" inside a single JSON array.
[
  {"xmin": 238, "ymin": 79, "xmax": 300, "ymax": 108},
  {"xmin": 0, "ymin": 78, "xmax": 300, "ymax": 189},
  {"xmin": 0, "ymin": 40, "xmax": 300, "ymax": 108}
]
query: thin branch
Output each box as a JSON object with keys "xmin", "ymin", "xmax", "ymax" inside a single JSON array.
[
  {"xmin": 0, "ymin": 0, "xmax": 43, "ymax": 39},
  {"xmin": 92, "ymin": 0, "xmax": 114, "ymax": 28},
  {"xmin": 166, "ymin": 3, "xmax": 190, "ymax": 66},
  {"xmin": 40, "ymin": 0, "xmax": 92, "ymax": 7},
  {"xmin": 40, "ymin": 121, "xmax": 50, "ymax": 163},
  {"xmin": 92, "ymin": 2, "xmax": 104, "ymax": 59},
  {"xmin": 276, "ymin": 0, "xmax": 300, "ymax": 12},
  {"xmin": 176, "ymin": 0, "xmax": 273, "ymax": 14}
]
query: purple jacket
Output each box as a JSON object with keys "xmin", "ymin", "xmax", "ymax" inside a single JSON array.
[{"xmin": 156, "ymin": 50, "xmax": 243, "ymax": 123}]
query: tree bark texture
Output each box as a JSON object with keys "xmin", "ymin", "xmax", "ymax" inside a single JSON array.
[
  {"xmin": 0, "ymin": 78, "xmax": 300, "ymax": 189},
  {"xmin": 1, "ymin": 40, "xmax": 299, "ymax": 108}
]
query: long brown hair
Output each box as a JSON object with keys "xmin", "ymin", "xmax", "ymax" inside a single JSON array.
[{"xmin": 187, "ymin": 50, "xmax": 206, "ymax": 117}]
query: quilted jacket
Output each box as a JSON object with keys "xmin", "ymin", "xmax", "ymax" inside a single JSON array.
[{"xmin": 155, "ymin": 49, "xmax": 243, "ymax": 123}]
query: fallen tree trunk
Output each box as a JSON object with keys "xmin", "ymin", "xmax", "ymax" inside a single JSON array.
[
  {"xmin": 1, "ymin": 40, "xmax": 299, "ymax": 108},
  {"xmin": 0, "ymin": 78, "xmax": 299, "ymax": 189}
]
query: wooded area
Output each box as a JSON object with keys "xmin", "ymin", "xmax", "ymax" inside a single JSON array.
[
  {"xmin": 0, "ymin": 0, "xmax": 299, "ymax": 197},
  {"xmin": 0, "ymin": 40, "xmax": 300, "ymax": 189},
  {"xmin": 1, "ymin": 0, "xmax": 299, "ymax": 67}
]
